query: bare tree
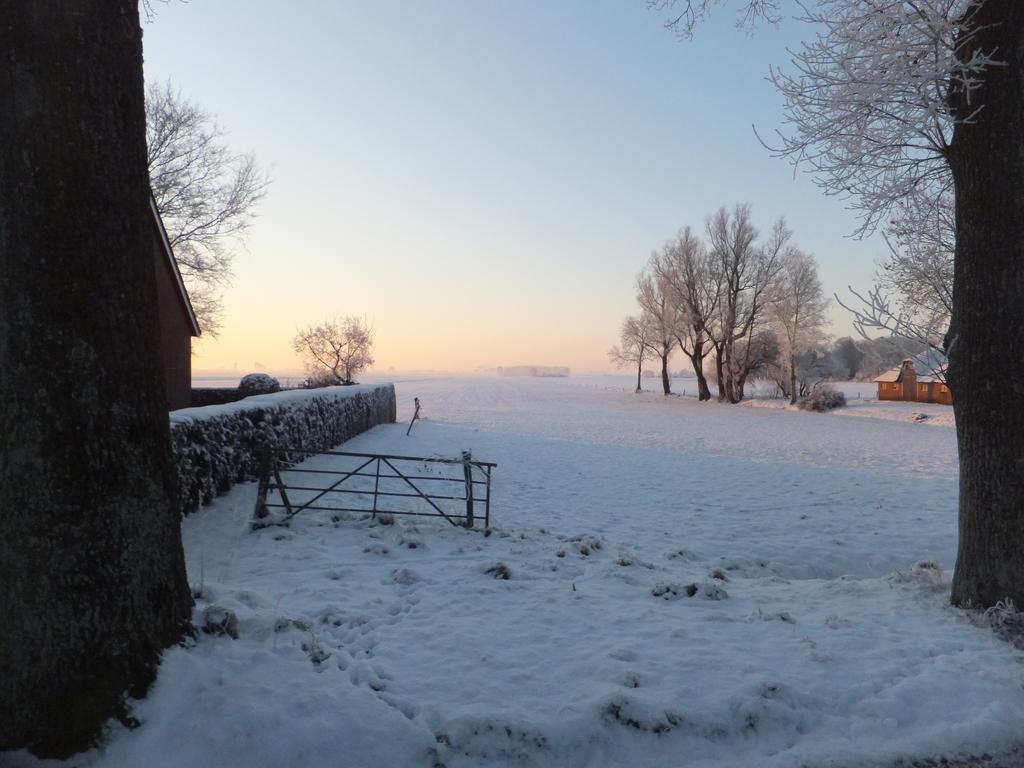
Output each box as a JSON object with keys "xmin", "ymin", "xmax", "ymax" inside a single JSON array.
[
  {"xmin": 734, "ymin": 327, "xmax": 782, "ymax": 395},
  {"xmin": 654, "ymin": 0, "xmax": 1024, "ymax": 608},
  {"xmin": 637, "ymin": 254, "xmax": 685, "ymax": 395},
  {"xmin": 835, "ymin": 283, "xmax": 950, "ymax": 381},
  {"xmin": 649, "ymin": 0, "xmax": 781, "ymax": 38},
  {"xmin": 609, "ymin": 315, "xmax": 655, "ymax": 393},
  {"xmin": 656, "ymin": 226, "xmax": 718, "ymax": 400},
  {"xmin": 764, "ymin": 1, "xmax": 988, "ymax": 234},
  {"xmin": 771, "ymin": 249, "xmax": 830, "ymax": 404},
  {"xmin": 706, "ymin": 205, "xmax": 787, "ymax": 402},
  {"xmin": 293, "ymin": 317, "xmax": 375, "ymax": 386},
  {"xmin": 0, "ymin": 3, "xmax": 192, "ymax": 755},
  {"xmin": 146, "ymin": 81, "xmax": 271, "ymax": 336},
  {"xmin": 835, "ymin": 187, "xmax": 954, "ymax": 368}
]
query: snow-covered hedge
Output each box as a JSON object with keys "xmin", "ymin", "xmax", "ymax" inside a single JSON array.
[{"xmin": 169, "ymin": 384, "xmax": 396, "ymax": 516}]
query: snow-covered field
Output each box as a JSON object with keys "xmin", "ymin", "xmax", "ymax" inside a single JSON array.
[{"xmin": 19, "ymin": 376, "xmax": 1024, "ymax": 768}]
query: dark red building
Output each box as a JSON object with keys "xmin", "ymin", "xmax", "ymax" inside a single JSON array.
[
  {"xmin": 150, "ymin": 197, "xmax": 201, "ymax": 410},
  {"xmin": 874, "ymin": 358, "xmax": 952, "ymax": 406}
]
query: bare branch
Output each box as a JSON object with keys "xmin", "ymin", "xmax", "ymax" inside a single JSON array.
[
  {"xmin": 146, "ymin": 81, "xmax": 272, "ymax": 336},
  {"xmin": 763, "ymin": 0, "xmax": 997, "ymax": 234},
  {"xmin": 648, "ymin": 0, "xmax": 781, "ymax": 39}
]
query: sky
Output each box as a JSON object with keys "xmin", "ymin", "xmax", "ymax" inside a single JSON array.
[{"xmin": 141, "ymin": 1, "xmax": 883, "ymax": 376}]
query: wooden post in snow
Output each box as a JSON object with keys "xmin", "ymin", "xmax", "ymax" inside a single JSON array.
[
  {"xmin": 462, "ymin": 450, "xmax": 475, "ymax": 529},
  {"xmin": 406, "ymin": 397, "xmax": 421, "ymax": 436}
]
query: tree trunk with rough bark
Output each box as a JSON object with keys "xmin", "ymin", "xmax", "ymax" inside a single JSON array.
[
  {"xmin": 675, "ymin": 333, "xmax": 712, "ymax": 401},
  {"xmin": 713, "ymin": 344, "xmax": 727, "ymax": 401},
  {"xmin": 789, "ymin": 354, "xmax": 798, "ymax": 406},
  {"xmin": 0, "ymin": 2, "xmax": 194, "ymax": 757},
  {"xmin": 947, "ymin": 0, "xmax": 1024, "ymax": 608},
  {"xmin": 660, "ymin": 352, "xmax": 671, "ymax": 395},
  {"xmin": 688, "ymin": 349, "xmax": 712, "ymax": 401}
]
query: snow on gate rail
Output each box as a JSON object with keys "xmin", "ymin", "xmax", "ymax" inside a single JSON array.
[{"xmin": 250, "ymin": 447, "xmax": 496, "ymax": 530}]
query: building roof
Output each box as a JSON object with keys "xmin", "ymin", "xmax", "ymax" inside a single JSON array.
[
  {"xmin": 151, "ymin": 195, "xmax": 201, "ymax": 337},
  {"xmin": 874, "ymin": 350, "xmax": 948, "ymax": 384}
]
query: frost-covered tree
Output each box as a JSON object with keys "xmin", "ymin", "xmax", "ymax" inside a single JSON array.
[
  {"xmin": 656, "ymin": 226, "xmax": 718, "ymax": 400},
  {"xmin": 609, "ymin": 315, "xmax": 655, "ymax": 392},
  {"xmin": 637, "ymin": 254, "xmax": 686, "ymax": 395},
  {"xmin": 705, "ymin": 205, "xmax": 787, "ymax": 403},
  {"xmin": 293, "ymin": 317, "xmax": 375, "ymax": 386},
  {"xmin": 836, "ymin": 188, "xmax": 954, "ymax": 366},
  {"xmin": 0, "ymin": 2, "xmax": 193, "ymax": 755},
  {"xmin": 146, "ymin": 81, "xmax": 271, "ymax": 336},
  {"xmin": 655, "ymin": 0, "xmax": 1024, "ymax": 608},
  {"xmin": 732, "ymin": 327, "xmax": 782, "ymax": 398},
  {"xmin": 880, "ymin": 189, "xmax": 955, "ymax": 337},
  {"xmin": 832, "ymin": 337, "xmax": 866, "ymax": 380},
  {"xmin": 771, "ymin": 250, "xmax": 830, "ymax": 404}
]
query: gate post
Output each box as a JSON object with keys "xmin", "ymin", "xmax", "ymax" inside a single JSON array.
[
  {"xmin": 462, "ymin": 450, "xmax": 475, "ymax": 529},
  {"xmin": 253, "ymin": 445, "xmax": 272, "ymax": 521}
]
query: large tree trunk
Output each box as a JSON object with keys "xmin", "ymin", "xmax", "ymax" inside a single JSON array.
[
  {"xmin": 714, "ymin": 345, "xmax": 727, "ymax": 401},
  {"xmin": 734, "ymin": 370, "xmax": 748, "ymax": 402},
  {"xmin": 688, "ymin": 349, "xmax": 712, "ymax": 401},
  {"xmin": 660, "ymin": 352, "xmax": 671, "ymax": 395},
  {"xmin": 676, "ymin": 333, "xmax": 712, "ymax": 401},
  {"xmin": 947, "ymin": 1, "xmax": 1024, "ymax": 608},
  {"xmin": 0, "ymin": 2, "xmax": 194, "ymax": 757}
]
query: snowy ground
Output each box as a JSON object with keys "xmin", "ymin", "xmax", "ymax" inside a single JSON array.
[{"xmin": 16, "ymin": 375, "xmax": 1024, "ymax": 768}]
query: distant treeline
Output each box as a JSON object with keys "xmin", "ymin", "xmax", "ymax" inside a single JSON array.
[{"xmin": 498, "ymin": 366, "xmax": 570, "ymax": 378}]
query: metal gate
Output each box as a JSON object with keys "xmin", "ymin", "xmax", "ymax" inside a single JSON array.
[{"xmin": 252, "ymin": 447, "xmax": 495, "ymax": 530}]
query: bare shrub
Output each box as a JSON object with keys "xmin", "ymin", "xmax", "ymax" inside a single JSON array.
[
  {"xmin": 797, "ymin": 384, "xmax": 846, "ymax": 412},
  {"xmin": 293, "ymin": 316, "xmax": 375, "ymax": 386}
]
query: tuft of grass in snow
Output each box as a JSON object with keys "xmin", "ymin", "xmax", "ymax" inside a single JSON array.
[
  {"xmin": 983, "ymin": 599, "xmax": 1024, "ymax": 650},
  {"xmin": 652, "ymin": 581, "xmax": 728, "ymax": 601},
  {"xmin": 484, "ymin": 562, "xmax": 512, "ymax": 580}
]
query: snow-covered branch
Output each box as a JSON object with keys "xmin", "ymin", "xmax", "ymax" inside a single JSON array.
[{"xmin": 765, "ymin": 0, "xmax": 998, "ymax": 233}]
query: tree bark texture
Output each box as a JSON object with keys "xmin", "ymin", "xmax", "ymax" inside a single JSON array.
[
  {"xmin": 947, "ymin": 0, "xmax": 1024, "ymax": 607},
  {"xmin": 691, "ymin": 357, "xmax": 712, "ymax": 401},
  {"xmin": 0, "ymin": 2, "xmax": 193, "ymax": 756},
  {"xmin": 714, "ymin": 345, "xmax": 727, "ymax": 401},
  {"xmin": 789, "ymin": 354, "xmax": 798, "ymax": 406},
  {"xmin": 675, "ymin": 333, "xmax": 712, "ymax": 401},
  {"xmin": 660, "ymin": 353, "xmax": 671, "ymax": 395}
]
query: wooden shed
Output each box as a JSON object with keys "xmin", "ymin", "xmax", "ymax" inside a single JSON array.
[
  {"xmin": 150, "ymin": 197, "xmax": 201, "ymax": 410},
  {"xmin": 874, "ymin": 358, "xmax": 951, "ymax": 405}
]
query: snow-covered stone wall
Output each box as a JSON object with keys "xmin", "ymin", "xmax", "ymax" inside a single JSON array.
[{"xmin": 169, "ymin": 384, "xmax": 396, "ymax": 516}]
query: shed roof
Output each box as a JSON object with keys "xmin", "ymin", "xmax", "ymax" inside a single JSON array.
[
  {"xmin": 151, "ymin": 195, "xmax": 201, "ymax": 337},
  {"xmin": 873, "ymin": 369, "xmax": 901, "ymax": 383}
]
